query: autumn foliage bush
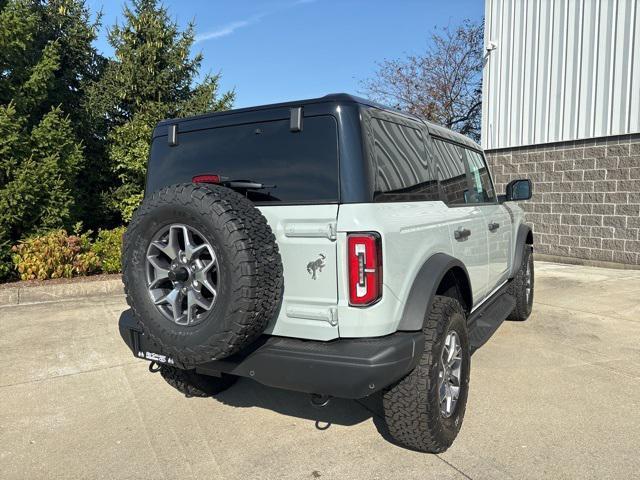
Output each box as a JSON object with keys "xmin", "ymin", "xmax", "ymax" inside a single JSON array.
[{"xmin": 11, "ymin": 230, "xmax": 100, "ymax": 281}]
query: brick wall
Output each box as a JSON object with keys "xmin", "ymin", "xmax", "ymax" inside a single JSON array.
[{"xmin": 486, "ymin": 134, "xmax": 640, "ymax": 267}]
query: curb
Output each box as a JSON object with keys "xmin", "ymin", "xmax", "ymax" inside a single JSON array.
[
  {"xmin": 0, "ymin": 276, "xmax": 124, "ymax": 307},
  {"xmin": 534, "ymin": 253, "xmax": 640, "ymax": 271}
]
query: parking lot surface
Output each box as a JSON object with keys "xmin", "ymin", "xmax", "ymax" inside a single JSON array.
[{"xmin": 1, "ymin": 261, "xmax": 639, "ymax": 479}]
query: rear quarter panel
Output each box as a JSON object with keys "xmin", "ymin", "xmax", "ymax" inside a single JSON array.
[{"xmin": 336, "ymin": 202, "xmax": 453, "ymax": 337}]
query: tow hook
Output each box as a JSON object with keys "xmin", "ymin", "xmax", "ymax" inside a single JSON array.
[
  {"xmin": 148, "ymin": 361, "xmax": 162, "ymax": 373},
  {"xmin": 310, "ymin": 394, "xmax": 331, "ymax": 408}
]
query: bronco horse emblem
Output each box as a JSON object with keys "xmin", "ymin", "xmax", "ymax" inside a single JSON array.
[{"xmin": 306, "ymin": 253, "xmax": 326, "ymax": 280}]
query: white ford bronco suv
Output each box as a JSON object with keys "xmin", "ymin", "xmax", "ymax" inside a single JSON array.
[{"xmin": 119, "ymin": 94, "xmax": 534, "ymax": 452}]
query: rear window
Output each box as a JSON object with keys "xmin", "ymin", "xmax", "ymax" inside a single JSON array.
[
  {"xmin": 146, "ymin": 115, "xmax": 339, "ymax": 204},
  {"xmin": 370, "ymin": 118, "xmax": 439, "ymax": 202}
]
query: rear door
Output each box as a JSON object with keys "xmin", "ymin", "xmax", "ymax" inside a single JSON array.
[
  {"xmin": 431, "ymin": 137, "xmax": 490, "ymax": 304},
  {"xmin": 463, "ymin": 148, "xmax": 512, "ymax": 289}
]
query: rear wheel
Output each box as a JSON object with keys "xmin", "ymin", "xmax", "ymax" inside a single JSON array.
[
  {"xmin": 507, "ymin": 244, "xmax": 534, "ymax": 321},
  {"xmin": 159, "ymin": 365, "xmax": 237, "ymax": 398},
  {"xmin": 383, "ymin": 296, "xmax": 470, "ymax": 453}
]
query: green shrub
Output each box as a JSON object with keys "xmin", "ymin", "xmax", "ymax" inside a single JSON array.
[
  {"xmin": 11, "ymin": 229, "xmax": 100, "ymax": 281},
  {"xmin": 91, "ymin": 226, "xmax": 125, "ymax": 274},
  {"xmin": 0, "ymin": 241, "xmax": 15, "ymax": 282}
]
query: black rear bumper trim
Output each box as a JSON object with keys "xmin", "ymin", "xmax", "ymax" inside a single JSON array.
[{"xmin": 119, "ymin": 310, "xmax": 424, "ymax": 399}]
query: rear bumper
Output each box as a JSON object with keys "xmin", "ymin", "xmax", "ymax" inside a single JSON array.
[{"xmin": 119, "ymin": 309, "xmax": 424, "ymax": 399}]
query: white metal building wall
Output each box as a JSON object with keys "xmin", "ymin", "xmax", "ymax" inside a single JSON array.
[{"xmin": 482, "ymin": 0, "xmax": 640, "ymax": 150}]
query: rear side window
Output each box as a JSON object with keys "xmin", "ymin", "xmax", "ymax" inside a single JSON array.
[
  {"xmin": 431, "ymin": 138, "xmax": 496, "ymax": 205},
  {"xmin": 146, "ymin": 115, "xmax": 339, "ymax": 204},
  {"xmin": 432, "ymin": 139, "xmax": 468, "ymax": 205},
  {"xmin": 465, "ymin": 149, "xmax": 496, "ymax": 203},
  {"xmin": 371, "ymin": 118, "xmax": 439, "ymax": 202}
]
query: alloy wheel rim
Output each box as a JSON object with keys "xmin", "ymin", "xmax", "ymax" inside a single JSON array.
[
  {"xmin": 438, "ymin": 330, "xmax": 463, "ymax": 418},
  {"xmin": 145, "ymin": 224, "xmax": 219, "ymax": 326}
]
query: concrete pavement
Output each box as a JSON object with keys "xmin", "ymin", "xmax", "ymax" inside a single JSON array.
[{"xmin": 1, "ymin": 261, "xmax": 639, "ymax": 479}]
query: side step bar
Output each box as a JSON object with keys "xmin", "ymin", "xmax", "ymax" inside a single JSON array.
[{"xmin": 468, "ymin": 286, "xmax": 516, "ymax": 352}]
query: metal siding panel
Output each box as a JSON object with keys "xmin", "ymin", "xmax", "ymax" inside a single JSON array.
[
  {"xmin": 482, "ymin": 0, "xmax": 640, "ymax": 149},
  {"xmin": 548, "ymin": 0, "xmax": 567, "ymax": 142},
  {"xmin": 578, "ymin": 0, "xmax": 596, "ymax": 139},
  {"xmin": 563, "ymin": 0, "xmax": 582, "ymax": 139},
  {"xmin": 534, "ymin": 1, "xmax": 552, "ymax": 144},
  {"xmin": 511, "ymin": 0, "xmax": 525, "ymax": 147},
  {"xmin": 497, "ymin": 0, "xmax": 508, "ymax": 148},
  {"xmin": 486, "ymin": 0, "xmax": 503, "ymax": 149},
  {"xmin": 522, "ymin": 0, "xmax": 538, "ymax": 147},
  {"xmin": 611, "ymin": 0, "xmax": 629, "ymax": 133},
  {"xmin": 481, "ymin": 0, "xmax": 493, "ymax": 149},
  {"xmin": 630, "ymin": 0, "xmax": 640, "ymax": 133},
  {"xmin": 594, "ymin": 0, "xmax": 614, "ymax": 137}
]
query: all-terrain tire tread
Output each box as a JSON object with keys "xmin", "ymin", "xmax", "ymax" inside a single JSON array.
[
  {"xmin": 159, "ymin": 365, "xmax": 237, "ymax": 397},
  {"xmin": 382, "ymin": 296, "xmax": 469, "ymax": 453},
  {"xmin": 122, "ymin": 183, "xmax": 283, "ymax": 365},
  {"xmin": 507, "ymin": 244, "xmax": 533, "ymax": 321}
]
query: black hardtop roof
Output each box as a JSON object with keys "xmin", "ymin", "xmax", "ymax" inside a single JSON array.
[{"xmin": 158, "ymin": 93, "xmax": 481, "ymax": 150}]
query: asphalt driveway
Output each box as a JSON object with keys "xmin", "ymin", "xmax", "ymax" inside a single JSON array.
[{"xmin": 1, "ymin": 261, "xmax": 639, "ymax": 479}]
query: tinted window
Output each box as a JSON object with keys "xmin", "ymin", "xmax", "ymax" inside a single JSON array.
[
  {"xmin": 371, "ymin": 118, "xmax": 439, "ymax": 202},
  {"xmin": 432, "ymin": 138, "xmax": 496, "ymax": 205},
  {"xmin": 465, "ymin": 149, "xmax": 496, "ymax": 203},
  {"xmin": 146, "ymin": 116, "xmax": 339, "ymax": 204},
  {"xmin": 432, "ymin": 139, "xmax": 468, "ymax": 205}
]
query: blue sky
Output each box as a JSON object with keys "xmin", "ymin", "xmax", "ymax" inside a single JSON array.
[{"xmin": 86, "ymin": 0, "xmax": 484, "ymax": 108}]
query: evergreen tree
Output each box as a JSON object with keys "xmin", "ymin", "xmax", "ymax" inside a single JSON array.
[
  {"xmin": 0, "ymin": 0, "xmax": 99, "ymax": 279},
  {"xmin": 0, "ymin": 1, "xmax": 92, "ymax": 237},
  {"xmin": 88, "ymin": 0, "xmax": 234, "ymax": 221}
]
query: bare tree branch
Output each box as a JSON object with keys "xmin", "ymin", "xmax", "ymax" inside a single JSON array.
[{"xmin": 361, "ymin": 19, "xmax": 484, "ymax": 142}]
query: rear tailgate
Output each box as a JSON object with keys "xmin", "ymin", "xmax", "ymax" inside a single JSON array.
[
  {"xmin": 259, "ymin": 205, "xmax": 339, "ymax": 340},
  {"xmin": 146, "ymin": 110, "xmax": 341, "ymax": 341}
]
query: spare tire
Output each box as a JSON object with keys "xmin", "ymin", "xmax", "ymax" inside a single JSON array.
[{"xmin": 122, "ymin": 183, "xmax": 283, "ymax": 365}]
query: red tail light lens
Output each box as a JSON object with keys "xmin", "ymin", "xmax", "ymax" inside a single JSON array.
[
  {"xmin": 348, "ymin": 232, "xmax": 382, "ymax": 306},
  {"xmin": 192, "ymin": 174, "xmax": 221, "ymax": 184}
]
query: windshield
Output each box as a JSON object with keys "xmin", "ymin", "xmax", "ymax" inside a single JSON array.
[{"xmin": 146, "ymin": 115, "xmax": 339, "ymax": 204}]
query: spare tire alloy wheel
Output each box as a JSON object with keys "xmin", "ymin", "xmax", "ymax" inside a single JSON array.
[
  {"xmin": 123, "ymin": 183, "xmax": 283, "ymax": 366},
  {"xmin": 146, "ymin": 224, "xmax": 219, "ymax": 326}
]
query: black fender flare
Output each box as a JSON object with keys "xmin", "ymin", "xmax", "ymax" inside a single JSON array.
[
  {"xmin": 510, "ymin": 224, "xmax": 534, "ymax": 278},
  {"xmin": 397, "ymin": 253, "xmax": 473, "ymax": 331}
]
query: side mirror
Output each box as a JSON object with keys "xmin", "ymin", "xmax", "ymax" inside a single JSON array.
[{"xmin": 505, "ymin": 178, "xmax": 532, "ymax": 202}]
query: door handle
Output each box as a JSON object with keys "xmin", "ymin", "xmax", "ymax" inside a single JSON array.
[
  {"xmin": 454, "ymin": 228, "xmax": 471, "ymax": 241},
  {"xmin": 488, "ymin": 222, "xmax": 500, "ymax": 232}
]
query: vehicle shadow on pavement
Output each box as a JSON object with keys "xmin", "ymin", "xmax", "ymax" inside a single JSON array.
[
  {"xmin": 211, "ymin": 377, "xmax": 409, "ymax": 449},
  {"xmin": 213, "ymin": 377, "xmax": 385, "ymax": 429}
]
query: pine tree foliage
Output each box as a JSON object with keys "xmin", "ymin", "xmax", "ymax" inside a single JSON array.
[
  {"xmin": 88, "ymin": 0, "xmax": 234, "ymax": 220},
  {"xmin": 0, "ymin": 0, "xmax": 234, "ymax": 279},
  {"xmin": 0, "ymin": 0, "xmax": 102, "ymax": 278}
]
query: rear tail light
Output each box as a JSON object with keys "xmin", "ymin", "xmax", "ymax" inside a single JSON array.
[{"xmin": 347, "ymin": 232, "xmax": 382, "ymax": 306}]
